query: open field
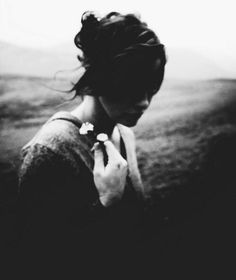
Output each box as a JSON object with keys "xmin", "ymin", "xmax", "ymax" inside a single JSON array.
[
  {"xmin": 1, "ymin": 75, "xmax": 236, "ymax": 205},
  {"xmin": 1, "ymin": 76, "xmax": 235, "ymax": 197},
  {"xmin": 1, "ymin": 75, "xmax": 236, "ymax": 273}
]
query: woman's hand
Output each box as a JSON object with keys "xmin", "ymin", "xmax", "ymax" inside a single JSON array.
[{"xmin": 93, "ymin": 140, "xmax": 128, "ymax": 207}]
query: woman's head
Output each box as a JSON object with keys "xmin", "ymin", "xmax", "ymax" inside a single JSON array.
[{"xmin": 73, "ymin": 11, "xmax": 167, "ymax": 126}]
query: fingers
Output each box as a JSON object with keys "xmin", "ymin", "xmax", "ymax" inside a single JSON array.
[
  {"xmin": 93, "ymin": 140, "xmax": 127, "ymax": 173},
  {"xmin": 103, "ymin": 140, "xmax": 127, "ymax": 166},
  {"xmin": 93, "ymin": 142, "xmax": 105, "ymax": 173},
  {"xmin": 103, "ymin": 140, "xmax": 121, "ymax": 162}
]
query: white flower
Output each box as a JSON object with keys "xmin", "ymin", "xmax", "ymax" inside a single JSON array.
[
  {"xmin": 96, "ymin": 133, "xmax": 109, "ymax": 142},
  {"xmin": 79, "ymin": 122, "xmax": 94, "ymax": 135}
]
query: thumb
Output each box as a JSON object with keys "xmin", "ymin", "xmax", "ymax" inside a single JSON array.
[{"xmin": 93, "ymin": 142, "xmax": 105, "ymax": 173}]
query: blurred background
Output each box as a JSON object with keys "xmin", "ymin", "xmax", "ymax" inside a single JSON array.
[{"xmin": 0, "ymin": 0, "xmax": 236, "ymax": 274}]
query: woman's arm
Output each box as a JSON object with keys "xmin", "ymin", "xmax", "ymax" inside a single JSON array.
[
  {"xmin": 17, "ymin": 142, "xmax": 141, "ymax": 264},
  {"xmin": 18, "ymin": 143, "xmax": 111, "ymax": 251}
]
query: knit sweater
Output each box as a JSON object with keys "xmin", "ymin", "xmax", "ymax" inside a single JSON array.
[{"xmin": 17, "ymin": 111, "xmax": 145, "ymax": 262}]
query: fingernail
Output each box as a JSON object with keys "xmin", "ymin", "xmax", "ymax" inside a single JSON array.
[{"xmin": 91, "ymin": 142, "xmax": 99, "ymax": 152}]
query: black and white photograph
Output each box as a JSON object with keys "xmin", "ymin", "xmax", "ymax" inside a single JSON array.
[{"xmin": 0, "ymin": 0, "xmax": 235, "ymax": 278}]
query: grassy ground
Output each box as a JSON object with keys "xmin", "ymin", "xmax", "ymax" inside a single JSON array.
[
  {"xmin": 1, "ymin": 75, "xmax": 236, "ymax": 202},
  {"xmin": 1, "ymin": 75, "xmax": 236, "ymax": 274}
]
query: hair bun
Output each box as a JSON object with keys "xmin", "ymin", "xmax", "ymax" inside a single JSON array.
[
  {"xmin": 81, "ymin": 11, "xmax": 100, "ymax": 26},
  {"xmin": 74, "ymin": 11, "xmax": 100, "ymax": 58}
]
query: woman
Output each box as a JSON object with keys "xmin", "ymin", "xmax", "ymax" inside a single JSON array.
[{"xmin": 17, "ymin": 11, "xmax": 166, "ymax": 269}]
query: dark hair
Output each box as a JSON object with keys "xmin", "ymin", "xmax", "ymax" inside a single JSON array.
[{"xmin": 72, "ymin": 11, "xmax": 167, "ymax": 98}]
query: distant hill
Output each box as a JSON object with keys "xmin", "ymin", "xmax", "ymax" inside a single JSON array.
[
  {"xmin": 165, "ymin": 47, "xmax": 231, "ymax": 80},
  {"xmin": 0, "ymin": 40, "xmax": 234, "ymax": 79},
  {"xmin": 0, "ymin": 41, "xmax": 79, "ymax": 78}
]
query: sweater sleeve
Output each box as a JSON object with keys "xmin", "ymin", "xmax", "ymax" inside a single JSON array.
[
  {"xmin": 17, "ymin": 144, "xmax": 110, "ymax": 252},
  {"xmin": 18, "ymin": 143, "xmax": 80, "ymax": 216},
  {"xmin": 18, "ymin": 143, "xmax": 145, "ymax": 260}
]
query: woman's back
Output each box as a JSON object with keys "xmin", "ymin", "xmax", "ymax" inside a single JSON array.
[{"xmin": 17, "ymin": 111, "xmax": 144, "ymax": 262}]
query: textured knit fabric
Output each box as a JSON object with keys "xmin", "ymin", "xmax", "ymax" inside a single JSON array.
[{"xmin": 17, "ymin": 111, "xmax": 145, "ymax": 266}]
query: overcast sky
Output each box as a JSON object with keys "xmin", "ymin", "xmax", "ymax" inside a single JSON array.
[{"xmin": 0, "ymin": 0, "xmax": 235, "ymax": 60}]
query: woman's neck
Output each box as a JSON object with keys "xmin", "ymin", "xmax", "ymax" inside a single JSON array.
[{"xmin": 71, "ymin": 95, "xmax": 115, "ymax": 137}]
